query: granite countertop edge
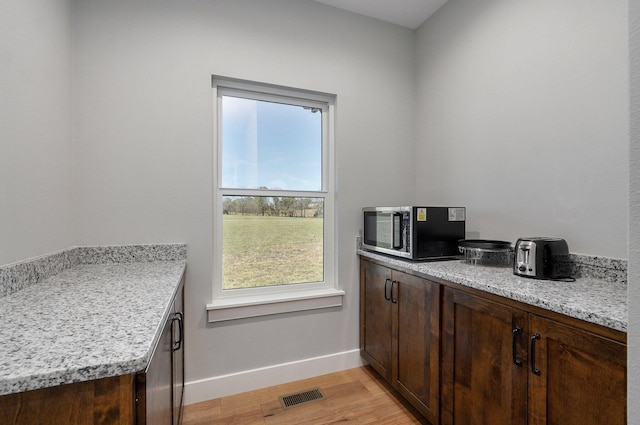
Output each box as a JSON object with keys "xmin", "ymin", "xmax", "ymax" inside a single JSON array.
[
  {"xmin": 0, "ymin": 244, "xmax": 187, "ymax": 397},
  {"xmin": 358, "ymin": 249, "xmax": 627, "ymax": 333}
]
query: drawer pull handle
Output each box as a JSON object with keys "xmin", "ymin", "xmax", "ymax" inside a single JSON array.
[
  {"xmin": 172, "ymin": 312, "xmax": 184, "ymax": 351},
  {"xmin": 531, "ymin": 333, "xmax": 541, "ymax": 375},
  {"xmin": 390, "ymin": 280, "xmax": 397, "ymax": 304},
  {"xmin": 384, "ymin": 278, "xmax": 391, "ymax": 301},
  {"xmin": 512, "ymin": 327, "xmax": 523, "ymax": 366}
]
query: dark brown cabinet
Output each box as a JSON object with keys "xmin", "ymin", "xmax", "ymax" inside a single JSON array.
[
  {"xmin": 527, "ymin": 315, "xmax": 626, "ymax": 425},
  {"xmin": 360, "ymin": 258, "xmax": 626, "ymax": 425},
  {"xmin": 441, "ymin": 286, "xmax": 626, "ymax": 425},
  {"xmin": 0, "ymin": 278, "xmax": 185, "ymax": 425},
  {"xmin": 172, "ymin": 284, "xmax": 185, "ymax": 425},
  {"xmin": 137, "ymin": 278, "xmax": 185, "ymax": 425},
  {"xmin": 360, "ymin": 260, "xmax": 393, "ymax": 380},
  {"xmin": 137, "ymin": 307, "xmax": 174, "ymax": 425},
  {"xmin": 0, "ymin": 375, "xmax": 135, "ymax": 425},
  {"xmin": 360, "ymin": 259, "xmax": 440, "ymax": 424},
  {"xmin": 441, "ymin": 287, "xmax": 528, "ymax": 425}
]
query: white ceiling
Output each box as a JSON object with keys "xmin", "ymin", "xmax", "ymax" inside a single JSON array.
[{"xmin": 312, "ymin": 0, "xmax": 448, "ymax": 29}]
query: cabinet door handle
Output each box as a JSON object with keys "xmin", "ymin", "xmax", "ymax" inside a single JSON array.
[
  {"xmin": 172, "ymin": 312, "xmax": 184, "ymax": 351},
  {"xmin": 390, "ymin": 280, "xmax": 397, "ymax": 304},
  {"xmin": 384, "ymin": 278, "xmax": 391, "ymax": 301},
  {"xmin": 530, "ymin": 333, "xmax": 541, "ymax": 375},
  {"xmin": 512, "ymin": 327, "xmax": 523, "ymax": 366}
]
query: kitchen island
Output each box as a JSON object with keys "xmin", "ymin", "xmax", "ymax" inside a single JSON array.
[{"xmin": 0, "ymin": 244, "xmax": 186, "ymax": 424}]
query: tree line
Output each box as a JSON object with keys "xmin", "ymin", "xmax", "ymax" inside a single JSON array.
[{"xmin": 223, "ymin": 196, "xmax": 323, "ymax": 218}]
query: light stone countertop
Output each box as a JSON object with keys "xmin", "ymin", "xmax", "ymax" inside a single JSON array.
[
  {"xmin": 358, "ymin": 250, "xmax": 627, "ymax": 333},
  {"xmin": 0, "ymin": 259, "xmax": 186, "ymax": 396}
]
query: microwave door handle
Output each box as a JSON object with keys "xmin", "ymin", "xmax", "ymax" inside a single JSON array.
[{"xmin": 392, "ymin": 213, "xmax": 403, "ymax": 249}]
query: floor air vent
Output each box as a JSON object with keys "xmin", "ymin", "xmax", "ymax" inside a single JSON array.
[{"xmin": 279, "ymin": 388, "xmax": 325, "ymax": 409}]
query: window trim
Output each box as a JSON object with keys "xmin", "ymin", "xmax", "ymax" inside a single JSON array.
[{"xmin": 207, "ymin": 76, "xmax": 341, "ymax": 322}]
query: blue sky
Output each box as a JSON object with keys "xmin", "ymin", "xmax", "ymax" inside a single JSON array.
[{"xmin": 221, "ymin": 96, "xmax": 322, "ymax": 191}]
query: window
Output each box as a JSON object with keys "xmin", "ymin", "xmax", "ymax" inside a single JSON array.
[{"xmin": 207, "ymin": 77, "xmax": 343, "ymax": 322}]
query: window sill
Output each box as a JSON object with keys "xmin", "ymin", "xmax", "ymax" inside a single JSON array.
[{"xmin": 206, "ymin": 288, "xmax": 345, "ymax": 323}]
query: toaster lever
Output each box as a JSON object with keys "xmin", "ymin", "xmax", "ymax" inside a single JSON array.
[{"xmin": 522, "ymin": 247, "xmax": 530, "ymax": 264}]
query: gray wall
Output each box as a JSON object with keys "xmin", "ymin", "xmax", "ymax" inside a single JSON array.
[
  {"xmin": 0, "ymin": 0, "xmax": 74, "ymax": 264},
  {"xmin": 628, "ymin": 0, "xmax": 639, "ymax": 422},
  {"xmin": 417, "ymin": 1, "xmax": 633, "ymax": 419},
  {"xmin": 71, "ymin": 0, "xmax": 416, "ymax": 401},
  {"xmin": 414, "ymin": 0, "xmax": 629, "ymax": 259}
]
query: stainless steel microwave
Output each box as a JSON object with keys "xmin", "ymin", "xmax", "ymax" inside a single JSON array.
[{"xmin": 362, "ymin": 206, "xmax": 466, "ymax": 260}]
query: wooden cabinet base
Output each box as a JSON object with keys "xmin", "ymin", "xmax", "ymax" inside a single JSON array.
[
  {"xmin": 527, "ymin": 316, "xmax": 626, "ymax": 425},
  {"xmin": 441, "ymin": 287, "xmax": 528, "ymax": 425},
  {"xmin": 0, "ymin": 375, "xmax": 135, "ymax": 425},
  {"xmin": 360, "ymin": 259, "xmax": 440, "ymax": 424},
  {"xmin": 1, "ymin": 278, "xmax": 185, "ymax": 425},
  {"xmin": 360, "ymin": 256, "xmax": 627, "ymax": 425},
  {"xmin": 441, "ymin": 287, "xmax": 627, "ymax": 425}
]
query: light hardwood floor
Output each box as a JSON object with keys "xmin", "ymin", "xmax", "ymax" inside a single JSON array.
[{"xmin": 182, "ymin": 366, "xmax": 429, "ymax": 424}]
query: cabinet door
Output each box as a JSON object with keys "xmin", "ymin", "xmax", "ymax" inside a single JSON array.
[
  {"xmin": 137, "ymin": 302, "xmax": 174, "ymax": 425},
  {"xmin": 441, "ymin": 288, "xmax": 528, "ymax": 425},
  {"xmin": 528, "ymin": 316, "xmax": 626, "ymax": 425},
  {"xmin": 172, "ymin": 283, "xmax": 185, "ymax": 425},
  {"xmin": 360, "ymin": 260, "xmax": 393, "ymax": 380},
  {"xmin": 392, "ymin": 270, "xmax": 440, "ymax": 424}
]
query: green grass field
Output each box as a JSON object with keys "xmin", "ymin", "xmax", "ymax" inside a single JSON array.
[{"xmin": 222, "ymin": 215, "xmax": 324, "ymax": 289}]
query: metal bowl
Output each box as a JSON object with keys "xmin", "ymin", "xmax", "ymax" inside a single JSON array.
[{"xmin": 458, "ymin": 239, "xmax": 513, "ymax": 267}]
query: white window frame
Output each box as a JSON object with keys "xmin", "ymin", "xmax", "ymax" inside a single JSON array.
[{"xmin": 207, "ymin": 76, "xmax": 343, "ymax": 322}]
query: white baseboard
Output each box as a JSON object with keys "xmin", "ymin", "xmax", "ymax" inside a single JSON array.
[{"xmin": 183, "ymin": 349, "xmax": 366, "ymax": 405}]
